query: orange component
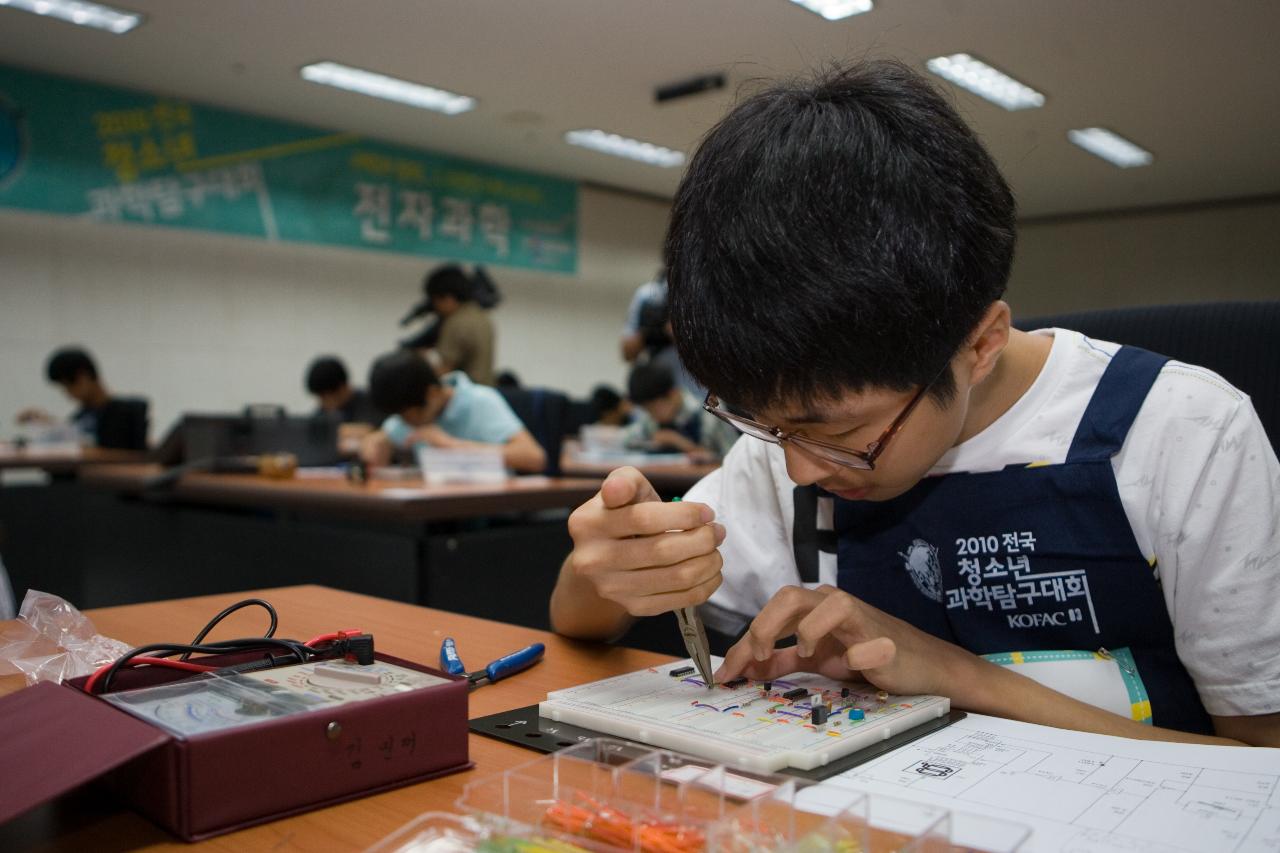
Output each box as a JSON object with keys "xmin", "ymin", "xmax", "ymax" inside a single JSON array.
[{"xmin": 543, "ymin": 794, "xmax": 705, "ymax": 853}]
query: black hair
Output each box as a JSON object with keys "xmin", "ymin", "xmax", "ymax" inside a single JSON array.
[
  {"xmin": 368, "ymin": 349, "xmax": 440, "ymax": 415},
  {"xmin": 495, "ymin": 370, "xmax": 521, "ymax": 389},
  {"xmin": 305, "ymin": 356, "xmax": 349, "ymax": 395},
  {"xmin": 664, "ymin": 59, "xmax": 1017, "ymax": 413},
  {"xmin": 628, "ymin": 364, "xmax": 677, "ymax": 406},
  {"xmin": 46, "ymin": 347, "xmax": 98, "ymax": 385},
  {"xmin": 424, "ymin": 264, "xmax": 473, "ymax": 303},
  {"xmin": 589, "ymin": 385, "xmax": 624, "ymax": 418}
]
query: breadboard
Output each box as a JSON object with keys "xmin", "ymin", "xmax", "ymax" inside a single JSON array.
[{"xmin": 539, "ymin": 659, "xmax": 950, "ymax": 773}]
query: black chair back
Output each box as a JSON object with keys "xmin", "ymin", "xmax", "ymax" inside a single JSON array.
[
  {"xmin": 562, "ymin": 400, "xmax": 597, "ymax": 438},
  {"xmin": 97, "ymin": 397, "xmax": 149, "ymax": 450},
  {"xmin": 1016, "ymin": 301, "xmax": 1280, "ymax": 455},
  {"xmin": 497, "ymin": 387, "xmax": 569, "ymax": 475}
]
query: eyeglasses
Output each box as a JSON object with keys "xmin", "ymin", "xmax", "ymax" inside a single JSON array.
[{"xmin": 703, "ymin": 362, "xmax": 949, "ymax": 471}]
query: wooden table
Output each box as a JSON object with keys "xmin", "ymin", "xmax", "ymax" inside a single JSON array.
[
  {"xmin": 0, "ymin": 585, "xmax": 671, "ymax": 851},
  {"xmin": 559, "ymin": 442, "xmax": 717, "ymax": 496},
  {"xmin": 80, "ymin": 464, "xmax": 602, "ymax": 523},
  {"xmin": 0, "ymin": 446, "xmax": 145, "ymax": 474}
]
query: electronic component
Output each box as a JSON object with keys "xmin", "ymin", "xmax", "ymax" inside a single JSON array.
[
  {"xmin": 103, "ymin": 660, "xmax": 449, "ymax": 738},
  {"xmin": 311, "ymin": 663, "xmax": 382, "ymax": 685},
  {"xmin": 811, "ymin": 705, "xmax": 829, "ymax": 726},
  {"xmin": 782, "ymin": 687, "xmax": 809, "ymax": 702},
  {"xmin": 723, "ymin": 677, "xmax": 748, "ymax": 689},
  {"xmin": 848, "ymin": 709, "xmax": 865, "ymax": 721},
  {"xmin": 669, "ymin": 666, "xmax": 695, "ymax": 678}
]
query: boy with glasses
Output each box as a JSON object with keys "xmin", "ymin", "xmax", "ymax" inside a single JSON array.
[{"xmin": 550, "ymin": 61, "xmax": 1280, "ymax": 746}]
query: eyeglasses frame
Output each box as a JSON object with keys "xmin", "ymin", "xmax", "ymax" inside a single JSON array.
[{"xmin": 702, "ymin": 362, "xmax": 950, "ymax": 471}]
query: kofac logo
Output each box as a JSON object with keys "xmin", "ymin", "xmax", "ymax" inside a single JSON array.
[{"xmin": 898, "ymin": 539, "xmax": 943, "ymax": 603}]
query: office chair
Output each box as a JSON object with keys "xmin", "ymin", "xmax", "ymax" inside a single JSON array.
[
  {"xmin": 97, "ymin": 397, "xmax": 150, "ymax": 451},
  {"xmin": 497, "ymin": 387, "xmax": 570, "ymax": 476}
]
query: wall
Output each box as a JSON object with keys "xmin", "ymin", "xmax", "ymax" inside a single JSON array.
[
  {"xmin": 4, "ymin": 191, "xmax": 1278, "ymax": 443},
  {"xmin": 1008, "ymin": 197, "xmax": 1280, "ymax": 318},
  {"xmin": 0, "ymin": 184, "xmax": 669, "ymax": 438}
]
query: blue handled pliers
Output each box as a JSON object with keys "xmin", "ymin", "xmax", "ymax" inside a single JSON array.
[{"xmin": 440, "ymin": 637, "xmax": 545, "ymax": 688}]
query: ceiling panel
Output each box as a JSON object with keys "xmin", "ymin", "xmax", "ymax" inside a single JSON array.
[{"xmin": 0, "ymin": 0, "xmax": 1276, "ymax": 217}]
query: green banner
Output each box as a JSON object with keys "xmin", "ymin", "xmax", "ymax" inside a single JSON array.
[{"xmin": 0, "ymin": 65, "xmax": 577, "ymax": 273}]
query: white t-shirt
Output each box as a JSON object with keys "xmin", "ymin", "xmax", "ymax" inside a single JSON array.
[{"xmin": 685, "ymin": 329, "xmax": 1280, "ymax": 717}]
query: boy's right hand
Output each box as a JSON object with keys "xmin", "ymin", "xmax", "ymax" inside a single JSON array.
[{"xmin": 565, "ymin": 467, "xmax": 726, "ymax": 616}]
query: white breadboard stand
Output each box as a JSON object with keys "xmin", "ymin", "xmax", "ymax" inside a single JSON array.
[{"xmin": 540, "ymin": 658, "xmax": 950, "ymax": 773}]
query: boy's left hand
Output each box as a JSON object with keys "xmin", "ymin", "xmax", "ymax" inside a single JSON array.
[{"xmin": 715, "ymin": 585, "xmax": 967, "ymax": 698}]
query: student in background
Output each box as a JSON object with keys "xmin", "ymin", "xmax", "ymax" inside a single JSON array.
[
  {"xmin": 17, "ymin": 347, "xmax": 148, "ymax": 450},
  {"xmin": 425, "ymin": 265, "xmax": 496, "ymax": 386},
  {"xmin": 305, "ymin": 356, "xmax": 381, "ymax": 424},
  {"xmin": 589, "ymin": 385, "xmax": 632, "ymax": 427},
  {"xmin": 623, "ymin": 364, "xmax": 737, "ymax": 461},
  {"xmin": 359, "ymin": 349, "xmax": 544, "ymax": 473},
  {"xmin": 551, "ymin": 61, "xmax": 1280, "ymax": 746}
]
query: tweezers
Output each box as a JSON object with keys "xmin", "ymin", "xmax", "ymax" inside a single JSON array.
[{"xmin": 675, "ymin": 605, "xmax": 715, "ymax": 688}]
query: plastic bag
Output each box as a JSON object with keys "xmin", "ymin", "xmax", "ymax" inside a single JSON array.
[{"xmin": 0, "ymin": 589, "xmax": 129, "ymax": 685}]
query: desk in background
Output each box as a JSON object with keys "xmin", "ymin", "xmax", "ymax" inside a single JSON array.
[
  {"xmin": 2, "ymin": 465, "xmax": 602, "ymax": 632},
  {"xmin": 0, "ymin": 445, "xmax": 145, "ymax": 475},
  {"xmin": 81, "ymin": 464, "xmax": 601, "ymax": 523},
  {"xmin": 0, "ymin": 447, "xmax": 149, "ymax": 618},
  {"xmin": 559, "ymin": 440, "xmax": 718, "ymax": 498},
  {"xmin": 0, "ymin": 584, "xmax": 671, "ymax": 852}
]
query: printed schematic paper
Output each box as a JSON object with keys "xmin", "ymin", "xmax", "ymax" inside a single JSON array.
[{"xmin": 797, "ymin": 712, "xmax": 1280, "ymax": 852}]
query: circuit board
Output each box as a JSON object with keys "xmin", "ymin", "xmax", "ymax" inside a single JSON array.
[
  {"xmin": 539, "ymin": 659, "xmax": 950, "ymax": 773},
  {"xmin": 103, "ymin": 660, "xmax": 449, "ymax": 738}
]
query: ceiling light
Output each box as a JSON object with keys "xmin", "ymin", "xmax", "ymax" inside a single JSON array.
[
  {"xmin": 300, "ymin": 62, "xmax": 475, "ymax": 116},
  {"xmin": 926, "ymin": 53, "xmax": 1045, "ymax": 111},
  {"xmin": 1068, "ymin": 128, "xmax": 1153, "ymax": 168},
  {"xmin": 787, "ymin": 0, "xmax": 873, "ymax": 21},
  {"xmin": 0, "ymin": 0, "xmax": 142, "ymax": 33},
  {"xmin": 564, "ymin": 129, "xmax": 685, "ymax": 168}
]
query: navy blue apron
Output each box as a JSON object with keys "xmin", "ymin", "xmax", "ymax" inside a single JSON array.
[{"xmin": 834, "ymin": 347, "xmax": 1212, "ymax": 734}]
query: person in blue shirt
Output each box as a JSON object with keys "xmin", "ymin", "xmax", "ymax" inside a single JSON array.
[{"xmin": 358, "ymin": 349, "xmax": 545, "ymax": 473}]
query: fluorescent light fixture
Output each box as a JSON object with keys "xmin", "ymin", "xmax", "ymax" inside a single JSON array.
[
  {"xmin": 926, "ymin": 53, "xmax": 1045, "ymax": 111},
  {"xmin": 0, "ymin": 0, "xmax": 142, "ymax": 33},
  {"xmin": 788, "ymin": 0, "xmax": 873, "ymax": 21},
  {"xmin": 564, "ymin": 129, "xmax": 685, "ymax": 168},
  {"xmin": 300, "ymin": 61, "xmax": 475, "ymax": 116},
  {"xmin": 1068, "ymin": 127, "xmax": 1153, "ymax": 168}
]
